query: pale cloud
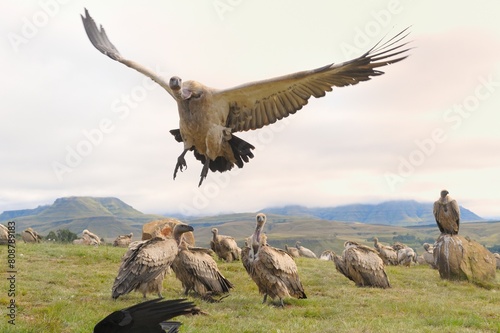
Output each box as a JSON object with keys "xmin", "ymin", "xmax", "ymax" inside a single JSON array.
[{"xmin": 1, "ymin": 1, "xmax": 500, "ymax": 218}]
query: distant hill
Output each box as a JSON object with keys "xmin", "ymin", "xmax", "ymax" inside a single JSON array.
[
  {"xmin": 0, "ymin": 197, "xmax": 163, "ymax": 238},
  {"xmin": 261, "ymin": 200, "xmax": 484, "ymax": 225}
]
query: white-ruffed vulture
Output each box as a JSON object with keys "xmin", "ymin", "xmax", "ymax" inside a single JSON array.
[
  {"xmin": 81, "ymin": 9, "xmax": 410, "ymax": 186},
  {"xmin": 331, "ymin": 241, "xmax": 390, "ymax": 288},
  {"xmin": 210, "ymin": 227, "xmax": 241, "ymax": 262},
  {"xmin": 21, "ymin": 228, "xmax": 42, "ymax": 243},
  {"xmin": 83, "ymin": 229, "xmax": 101, "ymax": 245},
  {"xmin": 373, "ymin": 237, "xmax": 398, "ymax": 265},
  {"xmin": 111, "ymin": 223, "xmax": 194, "ymax": 299},
  {"xmin": 113, "ymin": 232, "xmax": 133, "ymax": 247},
  {"xmin": 284, "ymin": 244, "xmax": 300, "ymax": 258},
  {"xmin": 93, "ymin": 298, "xmax": 201, "ymax": 333},
  {"xmin": 433, "ymin": 189, "xmax": 460, "ymax": 235},
  {"xmin": 242, "ymin": 213, "xmax": 306, "ymax": 307},
  {"xmin": 295, "ymin": 241, "xmax": 317, "ymax": 259}
]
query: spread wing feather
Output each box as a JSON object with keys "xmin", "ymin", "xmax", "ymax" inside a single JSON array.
[
  {"xmin": 81, "ymin": 8, "xmax": 175, "ymax": 98},
  {"xmin": 219, "ymin": 28, "xmax": 411, "ymax": 132}
]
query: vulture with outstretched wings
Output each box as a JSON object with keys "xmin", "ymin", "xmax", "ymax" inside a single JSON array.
[{"xmin": 81, "ymin": 9, "xmax": 410, "ymax": 186}]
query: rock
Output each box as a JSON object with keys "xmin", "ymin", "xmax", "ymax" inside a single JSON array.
[{"xmin": 434, "ymin": 234, "xmax": 496, "ymax": 285}]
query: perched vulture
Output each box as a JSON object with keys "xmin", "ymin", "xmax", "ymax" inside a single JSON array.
[
  {"xmin": 172, "ymin": 239, "xmax": 233, "ymax": 302},
  {"xmin": 373, "ymin": 237, "xmax": 397, "ymax": 265},
  {"xmin": 319, "ymin": 250, "xmax": 335, "ymax": 261},
  {"xmin": 111, "ymin": 223, "xmax": 194, "ymax": 299},
  {"xmin": 284, "ymin": 244, "xmax": 300, "ymax": 258},
  {"xmin": 93, "ymin": 298, "xmax": 201, "ymax": 333},
  {"xmin": 83, "ymin": 229, "xmax": 101, "ymax": 245},
  {"xmin": 81, "ymin": 9, "xmax": 410, "ymax": 186},
  {"xmin": 331, "ymin": 241, "xmax": 390, "ymax": 288},
  {"xmin": 21, "ymin": 228, "xmax": 42, "ymax": 243},
  {"xmin": 433, "ymin": 189, "xmax": 460, "ymax": 235},
  {"xmin": 210, "ymin": 228, "xmax": 241, "ymax": 262},
  {"xmin": 242, "ymin": 213, "xmax": 306, "ymax": 306},
  {"xmin": 295, "ymin": 241, "xmax": 317, "ymax": 259},
  {"xmin": 113, "ymin": 233, "xmax": 133, "ymax": 247}
]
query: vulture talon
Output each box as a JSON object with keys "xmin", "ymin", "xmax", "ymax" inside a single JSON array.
[
  {"xmin": 173, "ymin": 150, "xmax": 188, "ymax": 180},
  {"xmin": 198, "ymin": 160, "xmax": 210, "ymax": 186}
]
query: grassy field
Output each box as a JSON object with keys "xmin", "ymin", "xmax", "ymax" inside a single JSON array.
[{"xmin": 1, "ymin": 242, "xmax": 499, "ymax": 333}]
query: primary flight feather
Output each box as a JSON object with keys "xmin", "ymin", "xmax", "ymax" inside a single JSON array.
[{"xmin": 81, "ymin": 8, "xmax": 410, "ymax": 186}]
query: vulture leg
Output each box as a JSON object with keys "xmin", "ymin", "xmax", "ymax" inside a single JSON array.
[
  {"xmin": 198, "ymin": 158, "xmax": 210, "ymax": 186},
  {"xmin": 278, "ymin": 298, "xmax": 284, "ymax": 308},
  {"xmin": 262, "ymin": 294, "xmax": 267, "ymax": 304},
  {"xmin": 173, "ymin": 149, "xmax": 189, "ymax": 179}
]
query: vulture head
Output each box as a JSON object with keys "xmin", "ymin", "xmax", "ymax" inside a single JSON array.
[
  {"xmin": 169, "ymin": 76, "xmax": 182, "ymax": 91},
  {"xmin": 440, "ymin": 189, "xmax": 449, "ymax": 198},
  {"xmin": 211, "ymin": 228, "xmax": 218, "ymax": 236},
  {"xmin": 252, "ymin": 213, "xmax": 267, "ymax": 254}
]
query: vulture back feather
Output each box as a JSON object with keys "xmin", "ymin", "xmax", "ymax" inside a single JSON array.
[
  {"xmin": 172, "ymin": 240, "xmax": 233, "ymax": 301},
  {"xmin": 332, "ymin": 241, "xmax": 390, "ymax": 288},
  {"xmin": 111, "ymin": 224, "xmax": 194, "ymax": 299}
]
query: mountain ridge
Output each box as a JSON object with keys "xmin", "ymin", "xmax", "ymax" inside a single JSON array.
[{"xmin": 0, "ymin": 197, "xmax": 485, "ymax": 240}]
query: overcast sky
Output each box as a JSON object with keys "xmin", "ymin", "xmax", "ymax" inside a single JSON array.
[{"xmin": 1, "ymin": 1, "xmax": 500, "ymax": 218}]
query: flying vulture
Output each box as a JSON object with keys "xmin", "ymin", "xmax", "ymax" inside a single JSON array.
[
  {"xmin": 93, "ymin": 298, "xmax": 201, "ymax": 333},
  {"xmin": 433, "ymin": 189, "xmax": 460, "ymax": 235},
  {"xmin": 242, "ymin": 213, "xmax": 306, "ymax": 306},
  {"xmin": 81, "ymin": 9, "xmax": 410, "ymax": 186}
]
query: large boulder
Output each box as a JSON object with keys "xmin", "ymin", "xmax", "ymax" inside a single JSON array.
[
  {"xmin": 434, "ymin": 234, "xmax": 496, "ymax": 285},
  {"xmin": 142, "ymin": 218, "xmax": 195, "ymax": 246}
]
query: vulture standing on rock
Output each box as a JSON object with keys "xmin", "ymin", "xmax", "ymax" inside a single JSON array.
[
  {"xmin": 242, "ymin": 213, "xmax": 307, "ymax": 307},
  {"xmin": 111, "ymin": 223, "xmax": 194, "ymax": 299},
  {"xmin": 81, "ymin": 9, "xmax": 410, "ymax": 186},
  {"xmin": 172, "ymin": 239, "xmax": 233, "ymax": 302},
  {"xmin": 433, "ymin": 189, "xmax": 460, "ymax": 235},
  {"xmin": 331, "ymin": 241, "xmax": 390, "ymax": 288},
  {"xmin": 210, "ymin": 228, "xmax": 241, "ymax": 262},
  {"xmin": 93, "ymin": 298, "xmax": 201, "ymax": 333}
]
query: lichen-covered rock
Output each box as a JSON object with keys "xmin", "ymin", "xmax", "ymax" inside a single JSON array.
[
  {"xmin": 142, "ymin": 218, "xmax": 195, "ymax": 246},
  {"xmin": 434, "ymin": 234, "xmax": 496, "ymax": 285}
]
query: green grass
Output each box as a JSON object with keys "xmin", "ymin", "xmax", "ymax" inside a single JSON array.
[{"xmin": 1, "ymin": 242, "xmax": 499, "ymax": 333}]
